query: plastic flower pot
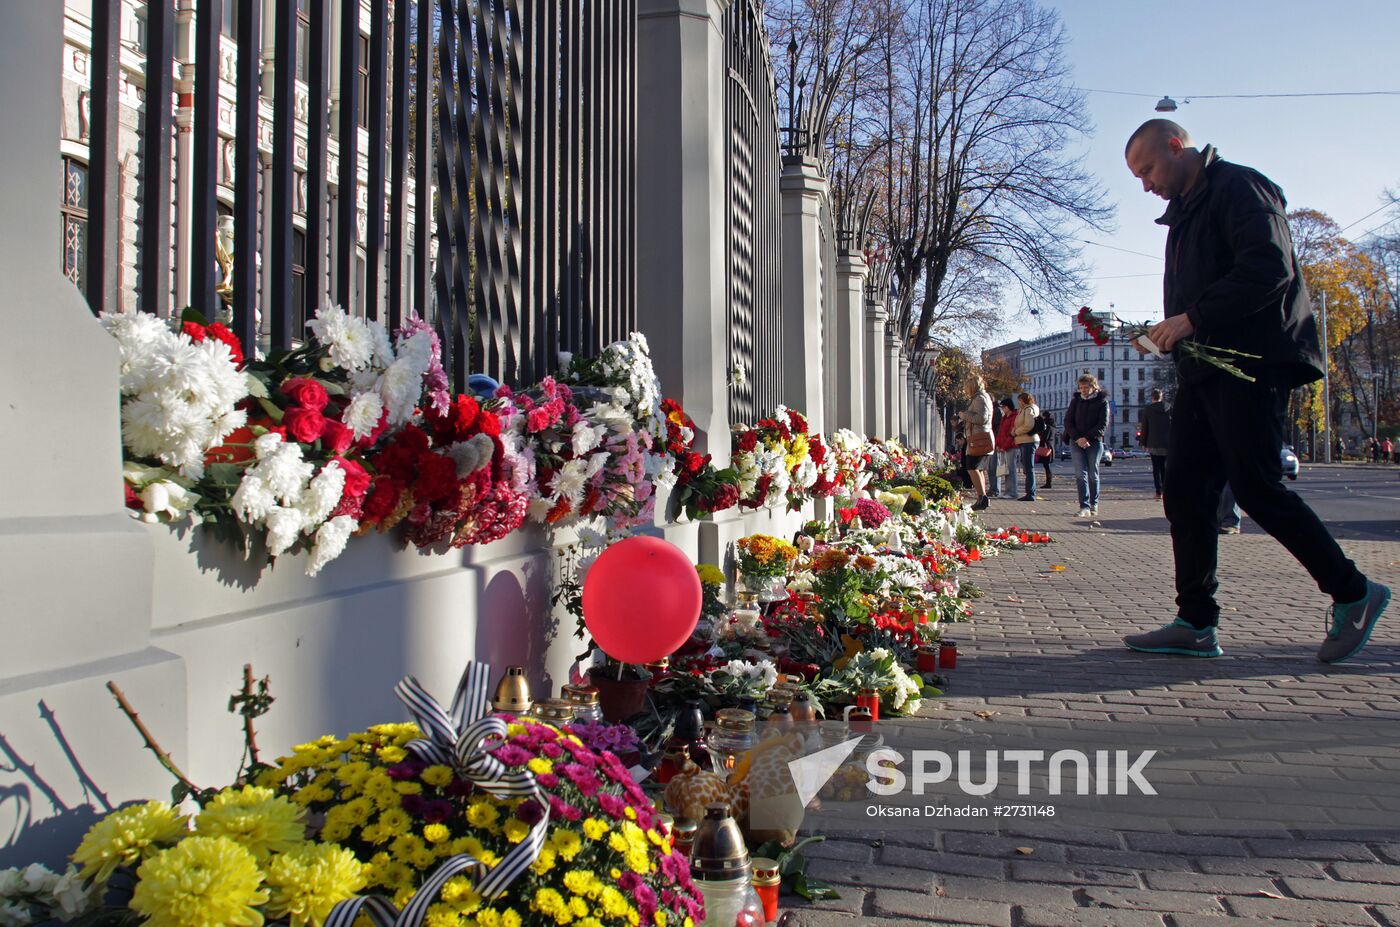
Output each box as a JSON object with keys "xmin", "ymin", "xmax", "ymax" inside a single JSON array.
[{"xmin": 589, "ymin": 672, "xmax": 652, "ymax": 722}]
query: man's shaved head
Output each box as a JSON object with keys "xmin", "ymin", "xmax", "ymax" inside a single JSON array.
[{"xmin": 1125, "ymin": 119, "xmax": 1193, "ymax": 158}]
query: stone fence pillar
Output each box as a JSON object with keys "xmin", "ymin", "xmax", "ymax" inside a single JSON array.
[
  {"xmin": 779, "ymin": 156, "xmax": 827, "ymax": 430},
  {"xmin": 898, "ymin": 351, "xmax": 912, "ymax": 444},
  {"xmin": 0, "ymin": 1, "xmax": 184, "ymax": 867},
  {"xmin": 885, "ymin": 329, "xmax": 902, "ymax": 442},
  {"xmin": 833, "ymin": 249, "xmax": 867, "ymax": 433},
  {"xmin": 864, "ymin": 297, "xmax": 887, "ymax": 438},
  {"xmin": 636, "ymin": 0, "xmax": 731, "ymax": 463}
]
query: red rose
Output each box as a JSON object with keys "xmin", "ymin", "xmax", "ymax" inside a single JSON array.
[
  {"xmin": 205, "ymin": 424, "xmax": 258, "ymax": 465},
  {"xmin": 321, "ymin": 419, "xmax": 354, "ymax": 455},
  {"xmin": 284, "ymin": 406, "xmax": 328, "ymax": 444},
  {"xmin": 337, "ymin": 457, "xmax": 372, "ymax": 500},
  {"xmin": 281, "ymin": 377, "xmax": 330, "ymax": 411},
  {"xmin": 738, "ymin": 431, "xmax": 759, "ymax": 453},
  {"xmin": 683, "ymin": 451, "xmax": 706, "ymax": 475},
  {"xmin": 124, "ymin": 482, "xmax": 141, "ymax": 509}
]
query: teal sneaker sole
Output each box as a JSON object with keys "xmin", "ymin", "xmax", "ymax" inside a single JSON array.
[
  {"xmin": 1126, "ymin": 642, "xmax": 1223, "ymax": 658},
  {"xmin": 1322, "ymin": 584, "xmax": 1391, "ymax": 665}
]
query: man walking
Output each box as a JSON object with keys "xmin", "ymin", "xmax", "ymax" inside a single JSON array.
[
  {"xmin": 1138, "ymin": 388, "xmax": 1170, "ymax": 500},
  {"xmin": 1121, "ymin": 119, "xmax": 1389, "ymax": 663}
]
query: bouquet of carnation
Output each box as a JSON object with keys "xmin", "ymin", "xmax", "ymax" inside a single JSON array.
[
  {"xmin": 826, "ymin": 429, "xmax": 871, "ymax": 494},
  {"xmin": 735, "ymin": 535, "xmax": 798, "ymax": 579},
  {"xmin": 1076, "ymin": 306, "xmax": 1261, "ymax": 382}
]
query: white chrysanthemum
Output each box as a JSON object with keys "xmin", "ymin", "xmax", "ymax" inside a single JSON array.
[
  {"xmin": 253, "ymin": 431, "xmax": 284, "ymax": 459},
  {"xmin": 101, "ymin": 311, "xmax": 176, "ymax": 392},
  {"xmin": 299, "ymin": 462, "xmax": 347, "ymax": 526},
  {"xmin": 500, "ymin": 431, "xmax": 535, "ymax": 493},
  {"xmin": 0, "ymin": 900, "xmax": 31, "ymax": 927},
  {"xmin": 734, "ymin": 452, "xmax": 761, "ymax": 498},
  {"xmin": 307, "ymin": 305, "xmax": 376, "ymax": 372},
  {"xmin": 343, "ymin": 391, "xmax": 384, "ymax": 439},
  {"xmin": 49, "ymin": 866, "xmax": 99, "ymax": 921},
  {"xmin": 585, "ymin": 450, "xmax": 610, "ymax": 480},
  {"xmin": 554, "ymin": 459, "xmax": 590, "ymax": 508},
  {"xmin": 526, "ymin": 496, "xmax": 554, "ymax": 523},
  {"xmin": 367, "ymin": 319, "xmax": 396, "ymax": 367},
  {"xmin": 230, "ymin": 473, "xmax": 277, "ymax": 522},
  {"xmin": 264, "ymin": 506, "xmax": 305, "ymax": 557},
  {"xmin": 306, "ymin": 515, "xmax": 356, "ymax": 576},
  {"xmin": 792, "ymin": 456, "xmax": 818, "ymax": 490},
  {"xmin": 261, "ymin": 443, "xmax": 315, "ymax": 503}
]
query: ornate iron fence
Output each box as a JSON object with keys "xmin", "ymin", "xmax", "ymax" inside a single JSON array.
[
  {"xmin": 723, "ymin": 0, "xmax": 783, "ymax": 424},
  {"xmin": 77, "ymin": 0, "xmax": 633, "ymax": 390}
]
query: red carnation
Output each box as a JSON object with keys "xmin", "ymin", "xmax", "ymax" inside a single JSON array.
[
  {"xmin": 124, "ymin": 482, "xmax": 141, "ymax": 509},
  {"xmin": 738, "ymin": 430, "xmax": 759, "ymax": 453},
  {"xmin": 283, "ymin": 406, "xmax": 328, "ymax": 445},
  {"xmin": 281, "ymin": 377, "xmax": 330, "ymax": 412},
  {"xmin": 682, "ymin": 451, "xmax": 706, "ymax": 476},
  {"xmin": 363, "ymin": 477, "xmax": 405, "ymax": 522},
  {"xmin": 206, "ymin": 322, "xmax": 246, "ymax": 366},
  {"xmin": 413, "ymin": 451, "xmax": 459, "ymax": 504},
  {"xmin": 477, "ymin": 410, "xmax": 502, "ymax": 438}
]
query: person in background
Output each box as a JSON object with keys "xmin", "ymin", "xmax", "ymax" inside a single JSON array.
[
  {"xmin": 1120, "ymin": 118, "xmax": 1388, "ymax": 663},
  {"xmin": 957, "ymin": 374, "xmax": 995, "ymax": 511},
  {"xmin": 994, "ymin": 397, "xmax": 1018, "ymax": 500},
  {"xmin": 1383, "ymin": 436, "xmax": 1394, "ymax": 463},
  {"xmin": 1013, "ymin": 391, "xmax": 1041, "ymax": 501},
  {"xmin": 1065, "ymin": 373, "xmax": 1108, "ymax": 517},
  {"xmin": 1217, "ymin": 483, "xmax": 1242, "ymax": 535},
  {"xmin": 1139, "ymin": 388, "xmax": 1171, "ymax": 500},
  {"xmin": 1037, "ymin": 410, "xmax": 1057, "ymax": 488}
]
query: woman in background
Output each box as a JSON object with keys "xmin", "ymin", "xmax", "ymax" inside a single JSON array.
[{"xmin": 958, "ymin": 374, "xmax": 995, "ymax": 511}]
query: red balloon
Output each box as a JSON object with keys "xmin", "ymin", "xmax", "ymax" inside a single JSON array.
[{"xmin": 582, "ymin": 536, "xmax": 702, "ymax": 664}]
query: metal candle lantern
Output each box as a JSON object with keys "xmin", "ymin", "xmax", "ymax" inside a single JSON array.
[
  {"xmin": 491, "ymin": 665, "xmax": 533, "ymax": 715},
  {"xmin": 561, "ymin": 683, "xmax": 603, "ymax": 723}
]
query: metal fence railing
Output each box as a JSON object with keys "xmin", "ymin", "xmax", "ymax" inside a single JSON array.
[{"xmin": 78, "ymin": 0, "xmax": 634, "ymax": 390}]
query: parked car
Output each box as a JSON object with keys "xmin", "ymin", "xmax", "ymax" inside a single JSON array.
[
  {"xmin": 1281, "ymin": 445, "xmax": 1300, "ymax": 480},
  {"xmin": 1059, "ymin": 446, "xmax": 1072, "ymax": 461},
  {"xmin": 1102, "ymin": 448, "xmax": 1114, "ymax": 467}
]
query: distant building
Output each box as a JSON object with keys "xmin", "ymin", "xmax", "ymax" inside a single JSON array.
[{"xmin": 986, "ymin": 313, "xmax": 1174, "ymax": 448}]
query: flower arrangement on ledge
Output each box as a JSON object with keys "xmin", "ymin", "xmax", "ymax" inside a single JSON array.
[{"xmin": 109, "ymin": 305, "xmax": 948, "ymax": 575}]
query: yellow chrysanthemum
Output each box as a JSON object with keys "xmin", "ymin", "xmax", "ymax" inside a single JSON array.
[
  {"xmin": 423, "ymin": 902, "xmax": 463, "ymax": 927},
  {"xmin": 421, "ymin": 765, "xmax": 454, "ymax": 788},
  {"xmin": 379, "ymin": 746, "xmax": 408, "ymax": 764},
  {"xmin": 72, "ymin": 801, "xmax": 189, "ymax": 884},
  {"xmin": 530, "ymin": 846, "xmax": 557, "ymax": 875},
  {"xmin": 531, "ymin": 887, "xmax": 569, "ymax": 923},
  {"xmin": 581, "ymin": 818, "xmax": 609, "ymax": 841},
  {"xmin": 695, "ymin": 563, "xmax": 725, "ymax": 586},
  {"xmin": 263, "ymin": 841, "xmax": 367, "ymax": 927},
  {"xmin": 527, "ymin": 757, "xmax": 554, "ymax": 776},
  {"xmin": 550, "ymin": 829, "xmax": 583, "ymax": 861},
  {"xmin": 129, "ymin": 836, "xmax": 269, "ymax": 927},
  {"xmin": 195, "ymin": 785, "xmax": 306, "ymax": 860},
  {"xmin": 379, "ymin": 807, "xmax": 412, "ymax": 834},
  {"xmin": 503, "ymin": 819, "xmax": 530, "ymax": 844},
  {"xmin": 423, "ymin": 824, "xmax": 450, "ymax": 844},
  {"xmin": 466, "ymin": 801, "xmax": 500, "ymax": 829},
  {"xmin": 501, "ymin": 910, "xmax": 523, "ymax": 927},
  {"xmin": 608, "ymin": 832, "xmax": 628, "ymax": 854},
  {"xmin": 477, "ymin": 910, "xmax": 502, "ymax": 927}
]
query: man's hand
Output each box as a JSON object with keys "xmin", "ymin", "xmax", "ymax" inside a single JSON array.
[
  {"xmin": 1148, "ymin": 314, "xmax": 1194, "ymax": 352},
  {"xmin": 1076, "ymin": 438, "xmax": 1090, "ymax": 448}
]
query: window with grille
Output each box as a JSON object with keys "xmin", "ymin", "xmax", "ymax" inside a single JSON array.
[
  {"xmin": 221, "ymin": 2, "xmax": 237, "ymax": 38},
  {"xmin": 292, "ymin": 229, "xmax": 307, "ymax": 334},
  {"xmin": 358, "ymin": 35, "xmax": 370, "ymax": 127},
  {"xmin": 296, "ymin": 0, "xmax": 310, "ymax": 83},
  {"xmin": 61, "ymin": 157, "xmax": 89, "ymax": 291}
]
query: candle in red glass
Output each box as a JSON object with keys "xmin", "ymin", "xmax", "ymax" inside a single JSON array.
[
  {"xmin": 847, "ymin": 706, "xmax": 873, "ymax": 733},
  {"xmin": 939, "ymin": 640, "xmax": 958, "ymax": 669},
  {"xmin": 856, "ymin": 687, "xmax": 880, "ymax": 722},
  {"xmin": 915, "ymin": 646, "xmax": 939, "ymax": 673},
  {"xmin": 751, "ymin": 857, "xmax": 781, "ymax": 923}
]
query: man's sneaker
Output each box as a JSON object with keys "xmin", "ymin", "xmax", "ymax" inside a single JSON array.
[
  {"xmin": 1090, "ymin": 505, "xmax": 1099, "ymax": 516},
  {"xmin": 1124, "ymin": 619, "xmax": 1223, "ymax": 657},
  {"xmin": 1318, "ymin": 580, "xmax": 1391, "ymax": 664},
  {"xmin": 1218, "ymin": 525, "xmax": 1240, "ymax": 535},
  {"xmin": 1076, "ymin": 506, "xmax": 1090, "ymax": 517}
]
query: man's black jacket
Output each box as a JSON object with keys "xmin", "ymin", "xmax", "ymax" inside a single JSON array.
[
  {"xmin": 1138, "ymin": 400, "xmax": 1171, "ymax": 450},
  {"xmin": 1065, "ymin": 390, "xmax": 1108, "ymax": 443},
  {"xmin": 1156, "ymin": 146, "xmax": 1325, "ymax": 388}
]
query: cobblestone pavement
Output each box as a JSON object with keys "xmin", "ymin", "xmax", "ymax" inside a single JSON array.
[{"xmin": 785, "ymin": 468, "xmax": 1400, "ymax": 927}]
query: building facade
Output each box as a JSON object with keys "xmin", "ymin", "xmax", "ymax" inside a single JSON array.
[{"xmin": 992, "ymin": 313, "xmax": 1174, "ymax": 449}]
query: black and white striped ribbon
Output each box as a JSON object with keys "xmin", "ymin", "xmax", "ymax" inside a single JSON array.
[
  {"xmin": 324, "ymin": 855, "xmax": 486, "ymax": 927},
  {"xmin": 331, "ymin": 660, "xmax": 553, "ymax": 916}
]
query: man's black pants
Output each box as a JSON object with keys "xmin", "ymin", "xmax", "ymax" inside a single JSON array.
[{"xmin": 1164, "ymin": 374, "xmax": 1366, "ymax": 629}]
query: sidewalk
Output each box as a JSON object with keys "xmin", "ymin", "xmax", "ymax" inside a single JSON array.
[{"xmin": 789, "ymin": 473, "xmax": 1400, "ymax": 927}]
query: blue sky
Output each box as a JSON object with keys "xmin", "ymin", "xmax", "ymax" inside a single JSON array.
[{"xmin": 989, "ymin": 0, "xmax": 1400, "ymax": 348}]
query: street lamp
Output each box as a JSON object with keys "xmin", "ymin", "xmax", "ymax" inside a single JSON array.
[{"xmin": 1155, "ymin": 96, "xmax": 1179, "ymax": 113}]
